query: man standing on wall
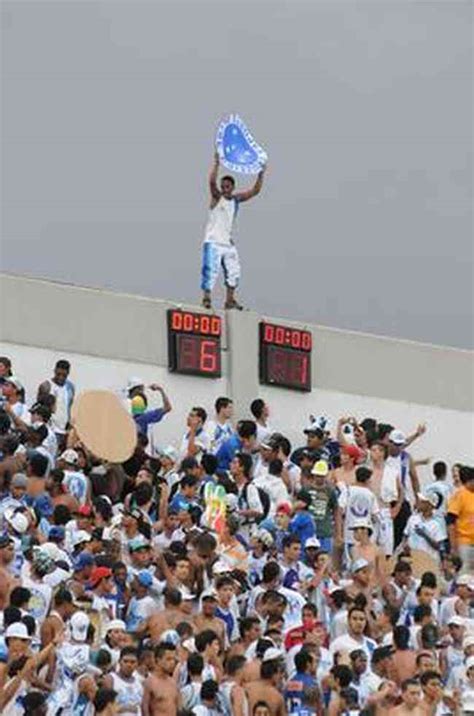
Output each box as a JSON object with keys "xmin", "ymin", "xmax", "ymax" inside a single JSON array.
[
  {"xmin": 201, "ymin": 152, "xmax": 266, "ymax": 311},
  {"xmin": 37, "ymin": 360, "xmax": 75, "ymax": 452}
]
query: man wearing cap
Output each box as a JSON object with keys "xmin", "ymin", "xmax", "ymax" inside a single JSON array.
[
  {"xmin": 439, "ymin": 573, "xmax": 474, "ymax": 626},
  {"xmin": 89, "ymin": 565, "xmax": 117, "ymax": 638},
  {"xmin": 440, "ymin": 615, "xmax": 466, "ymax": 677},
  {"xmin": 59, "ymin": 449, "xmax": 90, "ymax": 506},
  {"xmin": 386, "ymin": 429, "xmax": 421, "ymax": 547},
  {"xmin": 245, "ymin": 648, "xmax": 286, "ymax": 716},
  {"xmin": 2, "ymin": 375, "xmax": 29, "ymax": 426},
  {"xmin": 47, "ymin": 610, "xmax": 92, "ymax": 714},
  {"xmin": 126, "ymin": 570, "xmax": 156, "ymax": 635},
  {"xmin": 402, "ymin": 492, "xmax": 445, "ymax": 562},
  {"xmin": 22, "ymin": 548, "xmax": 54, "ymax": 624},
  {"xmin": 305, "ymin": 459, "xmax": 342, "ymax": 554}
]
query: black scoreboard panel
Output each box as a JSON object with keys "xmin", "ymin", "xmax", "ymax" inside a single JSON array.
[
  {"xmin": 259, "ymin": 321, "xmax": 312, "ymax": 392},
  {"xmin": 167, "ymin": 310, "xmax": 222, "ymax": 378}
]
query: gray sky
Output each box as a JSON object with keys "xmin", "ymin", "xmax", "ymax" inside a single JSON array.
[{"xmin": 2, "ymin": 0, "xmax": 473, "ymax": 349}]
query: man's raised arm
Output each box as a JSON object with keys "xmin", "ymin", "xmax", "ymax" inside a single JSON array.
[
  {"xmin": 234, "ymin": 165, "xmax": 266, "ymax": 203},
  {"xmin": 209, "ymin": 151, "xmax": 221, "ymax": 201}
]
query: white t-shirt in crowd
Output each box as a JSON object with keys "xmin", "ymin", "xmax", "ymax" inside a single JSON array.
[{"xmin": 404, "ymin": 513, "xmax": 444, "ymax": 561}]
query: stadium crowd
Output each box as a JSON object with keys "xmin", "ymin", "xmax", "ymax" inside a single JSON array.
[{"xmin": 0, "ymin": 355, "xmax": 473, "ymax": 716}]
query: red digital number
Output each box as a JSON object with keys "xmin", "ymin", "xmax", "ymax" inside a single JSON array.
[
  {"xmin": 291, "ymin": 353, "xmax": 308, "ymax": 386},
  {"xmin": 178, "ymin": 336, "xmax": 199, "ymax": 370},
  {"xmin": 171, "ymin": 311, "xmax": 183, "ymax": 331},
  {"xmin": 210, "ymin": 317, "xmax": 221, "ymax": 336},
  {"xmin": 291, "ymin": 330, "xmax": 301, "ymax": 349},
  {"xmin": 200, "ymin": 339, "xmax": 218, "ymax": 373},
  {"xmin": 200, "ymin": 315, "xmax": 210, "ymax": 334},
  {"xmin": 302, "ymin": 332, "xmax": 312, "ymax": 351},
  {"xmin": 183, "ymin": 313, "xmax": 193, "ymax": 332},
  {"xmin": 275, "ymin": 327, "xmax": 285, "ymax": 345},
  {"xmin": 264, "ymin": 324, "xmax": 274, "ymax": 343}
]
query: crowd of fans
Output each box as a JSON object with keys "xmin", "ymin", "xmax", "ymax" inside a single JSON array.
[{"xmin": 0, "ymin": 354, "xmax": 473, "ymax": 716}]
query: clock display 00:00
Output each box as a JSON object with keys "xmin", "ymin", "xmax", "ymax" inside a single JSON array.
[
  {"xmin": 259, "ymin": 321, "xmax": 312, "ymax": 391},
  {"xmin": 167, "ymin": 310, "xmax": 222, "ymax": 377}
]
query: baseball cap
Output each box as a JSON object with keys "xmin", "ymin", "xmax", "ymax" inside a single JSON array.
[
  {"xmin": 72, "ymin": 530, "xmax": 92, "ymax": 548},
  {"xmin": 389, "ymin": 429, "xmax": 406, "ymax": 445},
  {"xmin": 212, "ymin": 560, "xmax": 232, "ymax": 575},
  {"xmin": 106, "ymin": 620, "xmax": 126, "ymax": 632},
  {"xmin": 262, "ymin": 647, "xmax": 284, "ymax": 662},
  {"xmin": 89, "ymin": 566, "xmax": 112, "ymax": 588},
  {"xmin": 159, "ymin": 630, "xmax": 181, "ymax": 646},
  {"xmin": 77, "ymin": 505, "xmax": 93, "ymax": 517},
  {"xmin": 351, "ymin": 558, "xmax": 370, "ymax": 573},
  {"xmin": 70, "ymin": 611, "xmax": 90, "ymax": 642},
  {"xmin": 342, "ymin": 445, "xmax": 363, "ymax": 462},
  {"xmin": 456, "ymin": 574, "xmax": 474, "ymax": 588},
  {"xmin": 349, "ymin": 519, "xmax": 373, "ymax": 534},
  {"xmin": 60, "ymin": 449, "xmax": 79, "ymax": 465},
  {"xmin": 303, "ymin": 424, "xmax": 324, "ymax": 438},
  {"xmin": 12, "ymin": 473, "xmax": 28, "ymax": 488},
  {"xmin": 160, "ymin": 445, "xmax": 178, "ymax": 461},
  {"xmin": 73, "ymin": 552, "xmax": 95, "ymax": 572},
  {"xmin": 136, "ymin": 570, "xmax": 153, "ymax": 588},
  {"xmin": 447, "ymin": 615, "xmax": 465, "ymax": 627},
  {"xmin": 276, "ymin": 502, "xmax": 292, "ymax": 516},
  {"xmin": 311, "ymin": 415, "xmax": 331, "ymax": 433},
  {"xmin": 129, "ymin": 535, "xmax": 150, "ymax": 552},
  {"xmin": 48, "ymin": 525, "xmax": 66, "ymax": 542},
  {"xmin": 256, "ymin": 529, "xmax": 274, "ymax": 548},
  {"xmin": 417, "ymin": 492, "xmax": 437, "ymax": 507},
  {"xmin": 5, "ymin": 622, "xmax": 32, "ymax": 641},
  {"xmin": 4, "ymin": 509, "xmax": 29, "ymax": 534},
  {"xmin": 201, "ymin": 588, "xmax": 218, "ymax": 601},
  {"xmin": 128, "ymin": 377, "xmax": 145, "ymax": 392},
  {"xmin": 304, "ymin": 537, "xmax": 321, "ymax": 549},
  {"xmin": 311, "ymin": 460, "xmax": 329, "ymax": 477},
  {"xmin": 32, "ymin": 548, "xmax": 54, "ymax": 575},
  {"xmin": 5, "ymin": 376, "xmax": 23, "ymax": 392}
]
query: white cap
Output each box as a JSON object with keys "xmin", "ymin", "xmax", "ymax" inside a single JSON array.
[
  {"xmin": 466, "ymin": 655, "xmax": 474, "ymax": 671},
  {"xmin": 70, "ymin": 611, "xmax": 90, "ymax": 642},
  {"xmin": 212, "ymin": 560, "xmax": 232, "ymax": 575},
  {"xmin": 389, "ymin": 429, "xmax": 406, "ymax": 445},
  {"xmin": 72, "ymin": 530, "xmax": 92, "ymax": 548},
  {"xmin": 311, "ymin": 415, "xmax": 331, "ymax": 432},
  {"xmin": 60, "ymin": 449, "xmax": 79, "ymax": 465},
  {"xmin": 160, "ymin": 445, "xmax": 178, "ymax": 461},
  {"xmin": 304, "ymin": 537, "xmax": 321, "ymax": 549},
  {"xmin": 417, "ymin": 492, "xmax": 437, "ymax": 507},
  {"xmin": 262, "ymin": 647, "xmax": 284, "ymax": 662},
  {"xmin": 256, "ymin": 529, "xmax": 274, "ymax": 548},
  {"xmin": 349, "ymin": 518, "xmax": 373, "ymax": 533},
  {"xmin": 182, "ymin": 637, "xmax": 196, "ymax": 652},
  {"xmin": 447, "ymin": 615, "xmax": 466, "ymax": 627},
  {"xmin": 351, "ymin": 558, "xmax": 370, "ymax": 573},
  {"xmin": 201, "ymin": 588, "xmax": 218, "ymax": 600},
  {"xmin": 127, "ymin": 377, "xmax": 145, "ymax": 391},
  {"xmin": 105, "ymin": 620, "xmax": 126, "ymax": 633},
  {"xmin": 5, "ymin": 508, "xmax": 29, "ymax": 534},
  {"xmin": 456, "ymin": 574, "xmax": 474, "ymax": 588},
  {"xmin": 179, "ymin": 588, "xmax": 195, "ymax": 601},
  {"xmin": 159, "ymin": 630, "xmax": 180, "ymax": 646},
  {"xmin": 5, "ymin": 622, "xmax": 31, "ymax": 640},
  {"xmin": 40, "ymin": 542, "xmax": 65, "ymax": 562},
  {"xmin": 5, "ymin": 375, "xmax": 24, "ymax": 392}
]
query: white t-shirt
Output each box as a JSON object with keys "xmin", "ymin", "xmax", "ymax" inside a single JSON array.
[
  {"xmin": 340, "ymin": 485, "xmax": 379, "ymax": 544},
  {"xmin": 22, "ymin": 576, "xmax": 52, "ymax": 624},
  {"xmin": 329, "ymin": 633, "xmax": 377, "ymax": 661},
  {"xmin": 126, "ymin": 595, "xmax": 156, "ymax": 632},
  {"xmin": 179, "ymin": 429, "xmax": 211, "ymax": 461},
  {"xmin": 254, "ymin": 473, "xmax": 289, "ymax": 516},
  {"xmin": 203, "ymin": 196, "xmax": 238, "ymax": 246},
  {"xmin": 404, "ymin": 513, "xmax": 444, "ymax": 561},
  {"xmin": 205, "ymin": 420, "xmax": 234, "ymax": 453},
  {"xmin": 111, "ymin": 672, "xmax": 144, "ymax": 716}
]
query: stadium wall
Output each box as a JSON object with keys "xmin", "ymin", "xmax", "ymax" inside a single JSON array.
[{"xmin": 1, "ymin": 274, "xmax": 473, "ymax": 468}]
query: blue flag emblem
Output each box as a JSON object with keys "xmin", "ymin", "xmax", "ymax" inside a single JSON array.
[{"xmin": 216, "ymin": 114, "xmax": 267, "ymax": 175}]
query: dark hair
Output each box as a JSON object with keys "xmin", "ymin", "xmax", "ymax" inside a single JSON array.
[
  {"xmin": 348, "ymin": 606, "xmax": 366, "ymax": 620},
  {"xmin": 2, "ymin": 435, "xmax": 19, "ymax": 456},
  {"xmin": 433, "ymin": 461, "xmax": 447, "ymax": 479},
  {"xmin": 393, "ymin": 560, "xmax": 412, "ymax": 574},
  {"xmin": 234, "ymin": 452, "xmax": 253, "ymax": 478},
  {"xmin": 0, "ymin": 356, "xmax": 12, "ymax": 372},
  {"xmin": 237, "ymin": 420, "xmax": 257, "ymax": 440},
  {"xmin": 250, "ymin": 399, "xmax": 265, "ymax": 419},
  {"xmin": 330, "ymin": 589, "xmax": 348, "ymax": 609},
  {"xmin": 377, "ymin": 423, "xmax": 394, "ymax": 440},
  {"xmin": 55, "ymin": 360, "xmax": 71, "ymax": 372},
  {"xmin": 295, "ymin": 649, "xmax": 313, "ymax": 673},
  {"xmin": 355, "ymin": 466, "xmax": 372, "ymax": 483},
  {"xmin": 54, "ymin": 588, "xmax": 73, "ymax": 606},
  {"xmin": 401, "ymin": 677, "xmax": 420, "ymax": 692},
  {"xmin": 255, "ymin": 638, "xmax": 275, "ymax": 660},
  {"xmin": 460, "ymin": 465, "xmax": 474, "ymax": 484},
  {"xmin": 187, "ymin": 652, "xmax": 204, "ymax": 676},
  {"xmin": 261, "ymin": 658, "xmax": 283, "ymax": 680},
  {"xmin": 200, "ymin": 679, "xmax": 219, "ymax": 701},
  {"xmin": 240, "ymin": 616, "xmax": 261, "ymax": 638},
  {"xmin": 268, "ymin": 459, "xmax": 283, "ymax": 477},
  {"xmin": 331, "ymin": 665, "xmax": 353, "ymax": 688},
  {"xmin": 215, "ymin": 397, "xmax": 232, "ymax": 414},
  {"xmin": 191, "ymin": 406, "xmax": 207, "ymax": 424},
  {"xmin": 93, "ymin": 497, "xmax": 113, "ymax": 523},
  {"xmin": 181, "ymin": 475, "xmax": 198, "ymax": 490},
  {"xmin": 215, "ymin": 575, "xmax": 234, "ymax": 591},
  {"xmin": 282, "ymin": 534, "xmax": 301, "ymax": 550},
  {"xmin": 120, "ymin": 645, "xmax": 138, "ymax": 660},
  {"xmin": 180, "ymin": 456, "xmax": 199, "ymax": 473},
  {"xmin": 22, "ymin": 615, "xmax": 36, "ymax": 636},
  {"xmin": 226, "ymin": 654, "xmax": 246, "ymax": 676},
  {"xmin": 96, "ymin": 649, "xmax": 113, "ymax": 669},
  {"xmin": 420, "ymin": 670, "xmax": 441, "ymax": 686},
  {"xmin": 420, "ymin": 623, "xmax": 439, "ymax": 649},
  {"xmin": 28, "ymin": 452, "xmax": 49, "ymax": 478},
  {"xmin": 134, "ymin": 481, "xmax": 153, "ymax": 506},
  {"xmin": 221, "ymin": 175, "xmax": 235, "ymax": 187},
  {"xmin": 393, "ymin": 625, "xmax": 410, "ymax": 650},
  {"xmin": 163, "ymin": 587, "xmax": 182, "ymax": 607},
  {"xmin": 9, "ymin": 586, "xmax": 31, "ymax": 608},
  {"xmin": 262, "ymin": 561, "xmax": 280, "ymax": 583},
  {"xmin": 23, "ymin": 691, "xmax": 46, "ymax": 714},
  {"xmin": 413, "ymin": 605, "xmax": 432, "ymax": 623},
  {"xmin": 195, "ymin": 629, "xmax": 219, "ymax": 654},
  {"xmin": 94, "ymin": 688, "xmax": 117, "ymax": 712},
  {"xmin": 416, "ymin": 651, "xmax": 433, "ymax": 667},
  {"xmin": 176, "ymin": 621, "xmax": 194, "ymax": 639},
  {"xmin": 383, "ymin": 604, "xmax": 400, "ymax": 627},
  {"xmin": 278, "ymin": 437, "xmax": 292, "ymax": 457},
  {"xmin": 253, "ymin": 702, "xmax": 270, "ymax": 716},
  {"xmin": 53, "ymin": 503, "xmax": 72, "ymax": 526},
  {"xmin": 201, "ymin": 453, "xmax": 218, "ymax": 475},
  {"xmin": 154, "ymin": 642, "xmax": 176, "ymax": 660},
  {"xmin": 4, "ymin": 606, "xmax": 22, "ymax": 628}
]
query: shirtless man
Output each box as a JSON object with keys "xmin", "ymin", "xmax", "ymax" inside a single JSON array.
[
  {"xmin": 142, "ymin": 643, "xmax": 180, "ymax": 716},
  {"xmin": 192, "ymin": 591, "xmax": 226, "ymax": 648},
  {"xmin": 221, "ymin": 655, "xmax": 249, "ymax": 716},
  {"xmin": 390, "ymin": 678, "xmax": 425, "ymax": 716},
  {"xmin": 246, "ymin": 650, "xmax": 287, "ymax": 716},
  {"xmin": 0, "ymin": 535, "xmax": 17, "ymax": 609},
  {"xmin": 147, "ymin": 587, "xmax": 190, "ymax": 643}
]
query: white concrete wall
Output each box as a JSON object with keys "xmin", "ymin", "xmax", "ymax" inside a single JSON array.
[{"xmin": 1, "ymin": 341, "xmax": 472, "ymax": 475}]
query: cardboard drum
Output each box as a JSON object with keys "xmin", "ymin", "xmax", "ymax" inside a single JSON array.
[{"xmin": 73, "ymin": 390, "xmax": 137, "ymax": 462}]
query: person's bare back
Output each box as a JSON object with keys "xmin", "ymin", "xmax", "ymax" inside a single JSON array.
[
  {"xmin": 246, "ymin": 679, "xmax": 286, "ymax": 716},
  {"xmin": 391, "ymin": 649, "xmax": 418, "ymax": 685}
]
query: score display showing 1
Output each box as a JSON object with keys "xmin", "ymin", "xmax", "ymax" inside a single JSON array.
[
  {"xmin": 259, "ymin": 321, "xmax": 312, "ymax": 392},
  {"xmin": 167, "ymin": 310, "xmax": 222, "ymax": 378}
]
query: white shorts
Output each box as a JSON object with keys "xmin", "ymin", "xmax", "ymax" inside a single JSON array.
[{"xmin": 200, "ymin": 242, "xmax": 241, "ymax": 291}]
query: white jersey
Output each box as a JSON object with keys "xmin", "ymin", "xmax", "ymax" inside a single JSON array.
[
  {"xmin": 203, "ymin": 196, "xmax": 238, "ymax": 246},
  {"xmin": 111, "ymin": 672, "xmax": 144, "ymax": 716}
]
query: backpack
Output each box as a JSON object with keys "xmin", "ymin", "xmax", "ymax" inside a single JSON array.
[{"xmin": 242, "ymin": 481, "xmax": 271, "ymax": 522}]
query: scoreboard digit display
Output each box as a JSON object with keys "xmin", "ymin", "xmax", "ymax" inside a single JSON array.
[
  {"xmin": 259, "ymin": 321, "xmax": 312, "ymax": 392},
  {"xmin": 167, "ymin": 310, "xmax": 222, "ymax": 378}
]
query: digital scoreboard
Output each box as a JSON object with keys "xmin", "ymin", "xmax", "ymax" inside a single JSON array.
[
  {"xmin": 259, "ymin": 321, "xmax": 312, "ymax": 392},
  {"xmin": 167, "ymin": 310, "xmax": 222, "ymax": 378}
]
